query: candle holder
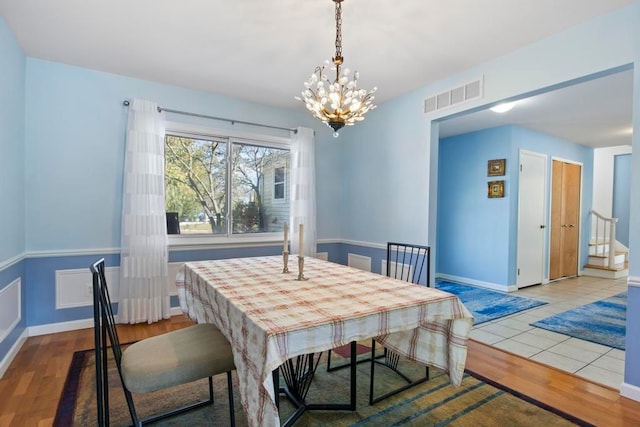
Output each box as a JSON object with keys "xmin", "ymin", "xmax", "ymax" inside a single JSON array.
[
  {"xmin": 282, "ymin": 251, "xmax": 289, "ymax": 273},
  {"xmin": 296, "ymin": 255, "xmax": 308, "ymax": 281}
]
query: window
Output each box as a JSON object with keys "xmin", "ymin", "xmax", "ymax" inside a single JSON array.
[
  {"xmin": 164, "ymin": 124, "xmax": 290, "ymax": 238},
  {"xmin": 274, "ymin": 167, "xmax": 285, "ymax": 200}
]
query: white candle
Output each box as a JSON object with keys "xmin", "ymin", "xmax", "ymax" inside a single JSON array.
[
  {"xmin": 299, "ymin": 223, "xmax": 304, "ymax": 257},
  {"xmin": 283, "ymin": 222, "xmax": 288, "ymax": 252}
]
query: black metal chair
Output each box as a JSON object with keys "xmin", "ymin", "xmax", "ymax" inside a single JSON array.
[
  {"xmin": 369, "ymin": 242, "xmax": 431, "ymax": 405},
  {"xmin": 91, "ymin": 258, "xmax": 237, "ymax": 426}
]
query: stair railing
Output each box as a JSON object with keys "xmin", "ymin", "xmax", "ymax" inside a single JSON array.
[{"xmin": 590, "ymin": 209, "xmax": 618, "ymax": 268}]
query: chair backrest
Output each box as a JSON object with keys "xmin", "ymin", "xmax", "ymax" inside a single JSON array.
[
  {"xmin": 386, "ymin": 242, "xmax": 430, "ymax": 285},
  {"xmin": 91, "ymin": 258, "xmax": 125, "ymax": 367}
]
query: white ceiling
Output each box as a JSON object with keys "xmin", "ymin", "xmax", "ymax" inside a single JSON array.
[
  {"xmin": 439, "ymin": 68, "xmax": 634, "ymax": 148},
  {"xmin": 0, "ymin": 0, "xmax": 634, "ymax": 147}
]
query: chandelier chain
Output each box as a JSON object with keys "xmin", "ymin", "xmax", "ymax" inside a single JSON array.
[{"xmin": 334, "ymin": 0, "xmax": 342, "ymax": 62}]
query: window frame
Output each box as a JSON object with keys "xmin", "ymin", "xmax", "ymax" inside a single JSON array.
[{"xmin": 164, "ymin": 121, "xmax": 291, "ymax": 249}]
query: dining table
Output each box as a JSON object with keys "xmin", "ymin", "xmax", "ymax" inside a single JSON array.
[{"xmin": 176, "ymin": 255, "xmax": 474, "ymax": 427}]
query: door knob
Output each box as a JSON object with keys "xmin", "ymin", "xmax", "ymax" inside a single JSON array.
[
  {"xmin": 568, "ymin": 224, "xmax": 575, "ymax": 228},
  {"xmin": 540, "ymin": 225, "xmax": 546, "ymax": 229}
]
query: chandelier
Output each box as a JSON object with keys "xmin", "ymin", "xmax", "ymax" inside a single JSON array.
[{"xmin": 295, "ymin": 0, "xmax": 377, "ymax": 137}]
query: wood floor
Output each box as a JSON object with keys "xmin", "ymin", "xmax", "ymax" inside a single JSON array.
[{"xmin": 1, "ymin": 315, "xmax": 639, "ymax": 426}]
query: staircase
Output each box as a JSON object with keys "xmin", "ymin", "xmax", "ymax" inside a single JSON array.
[{"xmin": 583, "ymin": 209, "xmax": 628, "ymax": 279}]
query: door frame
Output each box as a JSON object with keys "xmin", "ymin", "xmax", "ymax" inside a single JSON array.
[
  {"xmin": 548, "ymin": 156, "xmax": 584, "ymax": 280},
  {"xmin": 517, "ymin": 149, "xmax": 548, "ymax": 288}
]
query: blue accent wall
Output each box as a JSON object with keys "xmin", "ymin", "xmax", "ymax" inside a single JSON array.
[
  {"xmin": 613, "ymin": 154, "xmax": 631, "ymax": 247},
  {"xmin": 437, "ymin": 126, "xmax": 512, "ymax": 286}
]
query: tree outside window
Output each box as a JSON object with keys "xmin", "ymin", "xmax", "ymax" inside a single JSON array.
[{"xmin": 165, "ymin": 134, "xmax": 289, "ymax": 235}]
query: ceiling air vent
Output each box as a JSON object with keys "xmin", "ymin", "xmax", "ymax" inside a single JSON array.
[{"xmin": 424, "ymin": 76, "xmax": 484, "ymax": 114}]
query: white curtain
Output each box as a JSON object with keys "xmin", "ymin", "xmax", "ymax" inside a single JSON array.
[
  {"xmin": 118, "ymin": 99, "xmax": 170, "ymax": 324},
  {"xmin": 289, "ymin": 127, "xmax": 317, "ymax": 257}
]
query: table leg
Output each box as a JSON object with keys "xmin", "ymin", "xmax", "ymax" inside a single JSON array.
[{"xmin": 277, "ymin": 342, "xmax": 357, "ymax": 426}]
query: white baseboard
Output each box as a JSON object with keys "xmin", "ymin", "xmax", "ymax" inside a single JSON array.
[
  {"xmin": 28, "ymin": 306, "xmax": 185, "ymax": 337},
  {"xmin": 620, "ymin": 382, "xmax": 640, "ymax": 402},
  {"xmin": 29, "ymin": 318, "xmax": 94, "ymax": 336},
  {"xmin": 0, "ymin": 329, "xmax": 28, "ymax": 378},
  {"xmin": 436, "ymin": 273, "xmax": 515, "ymax": 292}
]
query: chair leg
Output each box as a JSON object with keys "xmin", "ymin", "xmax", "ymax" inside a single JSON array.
[
  {"xmin": 227, "ymin": 371, "xmax": 236, "ymax": 427},
  {"xmin": 369, "ymin": 339, "xmax": 430, "ymax": 405},
  {"xmin": 123, "ymin": 388, "xmax": 141, "ymax": 427},
  {"xmin": 139, "ymin": 376, "xmax": 217, "ymax": 425},
  {"xmin": 327, "ymin": 341, "xmax": 379, "ymax": 372}
]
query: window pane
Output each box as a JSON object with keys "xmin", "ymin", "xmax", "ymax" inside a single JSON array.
[
  {"xmin": 165, "ymin": 135, "xmax": 227, "ymax": 234},
  {"xmin": 274, "ymin": 167, "xmax": 285, "ymax": 199},
  {"xmin": 231, "ymin": 143, "xmax": 289, "ymax": 234}
]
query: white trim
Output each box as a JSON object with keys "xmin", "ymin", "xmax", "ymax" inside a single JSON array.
[
  {"xmin": 165, "ymin": 121, "xmax": 292, "ymax": 148},
  {"xmin": 27, "ymin": 247, "xmax": 120, "ymax": 258},
  {"xmin": 0, "ymin": 329, "xmax": 28, "ymax": 379},
  {"xmin": 28, "ymin": 318, "xmax": 94, "ymax": 336},
  {"xmin": 317, "ymin": 238, "xmax": 342, "ymax": 245},
  {"xmin": 620, "ymin": 382, "xmax": 640, "ymax": 402},
  {"xmin": 628, "ymin": 276, "xmax": 640, "ymax": 288},
  {"xmin": 168, "ymin": 235, "xmax": 284, "ymax": 251},
  {"xmin": 436, "ymin": 273, "xmax": 516, "ymax": 292},
  {"xmin": 0, "ymin": 253, "xmax": 25, "ymax": 270},
  {"xmin": 341, "ymin": 239, "xmax": 387, "ymax": 250},
  {"xmin": 347, "ymin": 253, "xmax": 372, "ymax": 272},
  {"xmin": 28, "ymin": 308, "xmax": 185, "ymax": 337},
  {"xmin": 0, "ymin": 278, "xmax": 21, "ymax": 343}
]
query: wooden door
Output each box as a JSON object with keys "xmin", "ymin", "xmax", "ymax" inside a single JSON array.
[{"xmin": 549, "ymin": 161, "xmax": 581, "ymax": 279}]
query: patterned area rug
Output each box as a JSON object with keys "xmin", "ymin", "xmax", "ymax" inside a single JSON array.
[
  {"xmin": 54, "ymin": 345, "xmax": 591, "ymax": 426},
  {"xmin": 435, "ymin": 281, "xmax": 547, "ymax": 324},
  {"xmin": 531, "ymin": 292, "xmax": 627, "ymax": 350}
]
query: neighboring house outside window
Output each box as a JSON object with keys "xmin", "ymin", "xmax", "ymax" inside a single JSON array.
[{"xmin": 164, "ymin": 122, "xmax": 290, "ymax": 240}]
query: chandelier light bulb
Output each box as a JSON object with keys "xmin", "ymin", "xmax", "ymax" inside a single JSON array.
[{"xmin": 295, "ymin": 0, "xmax": 376, "ymax": 134}]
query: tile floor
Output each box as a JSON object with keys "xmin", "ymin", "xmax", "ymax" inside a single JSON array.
[{"xmin": 469, "ymin": 275, "xmax": 627, "ymax": 389}]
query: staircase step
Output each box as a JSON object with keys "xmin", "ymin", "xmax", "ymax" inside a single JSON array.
[
  {"xmin": 587, "ymin": 253, "xmax": 627, "ymax": 267},
  {"xmin": 584, "ymin": 263, "xmax": 626, "ymax": 271},
  {"xmin": 582, "ymin": 265, "xmax": 628, "ymax": 279}
]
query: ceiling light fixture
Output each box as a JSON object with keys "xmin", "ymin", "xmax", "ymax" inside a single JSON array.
[
  {"xmin": 295, "ymin": 0, "xmax": 377, "ymax": 137},
  {"xmin": 490, "ymin": 102, "xmax": 516, "ymax": 113}
]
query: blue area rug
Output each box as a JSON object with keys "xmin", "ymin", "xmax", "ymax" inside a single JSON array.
[
  {"xmin": 435, "ymin": 280, "xmax": 547, "ymax": 325},
  {"xmin": 531, "ymin": 292, "xmax": 627, "ymax": 350}
]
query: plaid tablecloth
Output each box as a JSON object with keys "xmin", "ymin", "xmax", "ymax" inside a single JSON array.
[{"xmin": 176, "ymin": 256, "xmax": 473, "ymax": 427}]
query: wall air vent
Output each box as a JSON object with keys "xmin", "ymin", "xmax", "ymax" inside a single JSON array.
[{"xmin": 424, "ymin": 76, "xmax": 484, "ymax": 114}]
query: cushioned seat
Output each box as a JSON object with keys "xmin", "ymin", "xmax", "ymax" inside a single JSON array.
[{"xmin": 122, "ymin": 323, "xmax": 235, "ymax": 394}]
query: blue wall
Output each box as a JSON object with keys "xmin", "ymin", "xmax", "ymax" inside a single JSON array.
[
  {"xmin": 0, "ymin": 17, "xmax": 27, "ymax": 362},
  {"xmin": 437, "ymin": 126, "xmax": 512, "ymax": 286},
  {"xmin": 613, "ymin": 154, "xmax": 632, "ymax": 247}
]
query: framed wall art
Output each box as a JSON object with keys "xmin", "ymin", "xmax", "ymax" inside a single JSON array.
[
  {"xmin": 488, "ymin": 180, "xmax": 505, "ymax": 198},
  {"xmin": 487, "ymin": 159, "xmax": 506, "ymax": 176}
]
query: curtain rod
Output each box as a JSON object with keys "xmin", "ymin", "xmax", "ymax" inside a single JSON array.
[{"xmin": 122, "ymin": 100, "xmax": 297, "ymax": 133}]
